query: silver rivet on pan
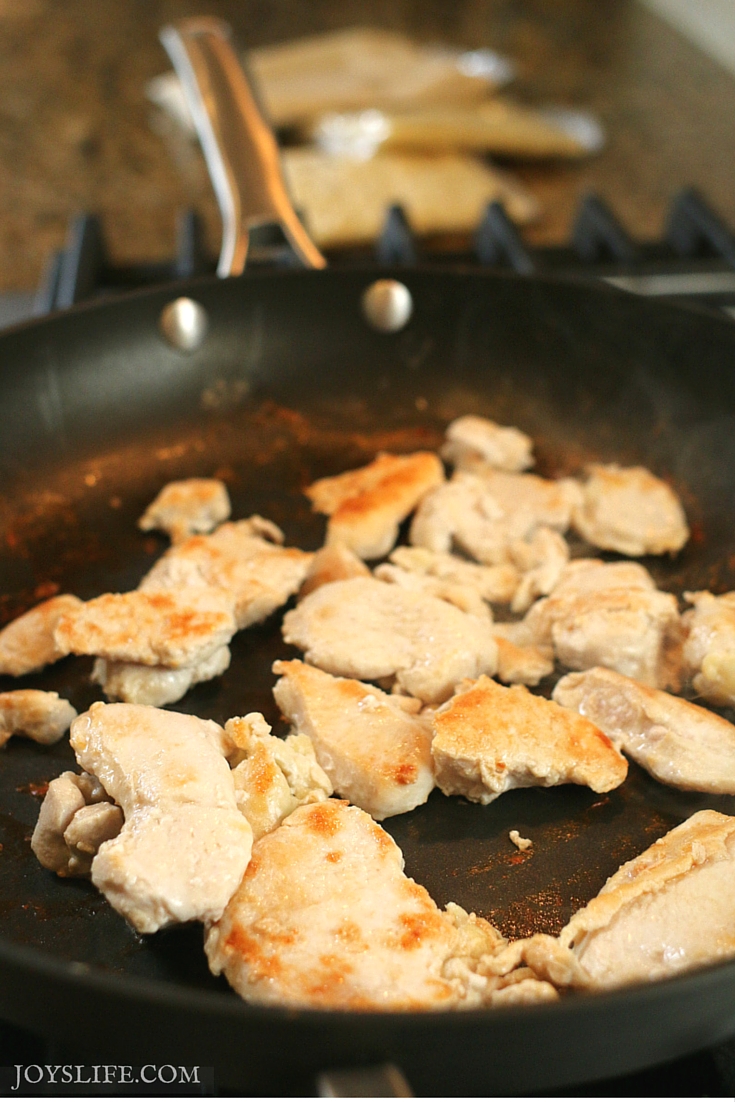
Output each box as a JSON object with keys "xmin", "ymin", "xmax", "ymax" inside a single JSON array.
[
  {"xmin": 159, "ymin": 297, "xmax": 209, "ymax": 352},
  {"xmin": 361, "ymin": 279, "xmax": 413, "ymax": 333}
]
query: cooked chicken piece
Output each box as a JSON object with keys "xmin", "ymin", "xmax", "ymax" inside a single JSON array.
[
  {"xmin": 410, "ymin": 471, "xmax": 580, "ymax": 565},
  {"xmin": 205, "ymin": 799, "xmax": 536, "ymax": 1010},
  {"xmin": 507, "ymin": 571, "xmax": 682, "ymax": 690},
  {"xmin": 140, "ymin": 517, "xmax": 312, "ymax": 629},
  {"xmin": 272, "ymin": 659, "xmax": 434, "ymax": 820},
  {"xmin": 0, "ymin": 690, "xmax": 77, "ymax": 747},
  {"xmin": 388, "ymin": 545, "xmax": 519, "ymax": 604},
  {"xmin": 493, "ymin": 637, "xmax": 554, "ymax": 687},
  {"xmin": 509, "ymin": 528, "xmax": 570, "ymax": 613},
  {"xmin": 431, "ymin": 675, "xmax": 627, "ymax": 804},
  {"xmin": 138, "ymin": 478, "xmax": 231, "ymax": 544},
  {"xmin": 509, "ymin": 830, "xmax": 532, "ymax": 851},
  {"xmin": 559, "ymin": 810, "xmax": 735, "ymax": 988},
  {"xmin": 0, "ymin": 594, "xmax": 83, "ymax": 677},
  {"xmin": 553, "ymin": 666, "xmax": 735, "ymax": 792},
  {"xmin": 477, "ymin": 932, "xmax": 588, "ymax": 990},
  {"xmin": 375, "ymin": 562, "xmax": 491, "ymax": 620},
  {"xmin": 68, "ymin": 702, "xmax": 253, "ymax": 933},
  {"xmin": 682, "ymin": 590, "xmax": 735, "ymax": 707},
  {"xmin": 306, "ymin": 451, "xmax": 444, "ymax": 560},
  {"xmin": 550, "ymin": 558, "xmax": 657, "ymax": 599},
  {"xmin": 91, "ymin": 645, "xmax": 231, "ymax": 707},
  {"xmin": 441, "ymin": 415, "xmax": 533, "ymax": 473},
  {"xmin": 33, "ymin": 768, "xmax": 120, "ymax": 873},
  {"xmin": 572, "ymin": 463, "xmax": 689, "ymax": 556},
  {"xmin": 282, "ymin": 576, "xmax": 498, "ymax": 704},
  {"xmin": 55, "ymin": 587, "xmax": 236, "ymax": 669},
  {"xmin": 298, "ymin": 543, "xmax": 370, "ymax": 600},
  {"xmin": 225, "ymin": 712, "xmax": 332, "ymax": 840}
]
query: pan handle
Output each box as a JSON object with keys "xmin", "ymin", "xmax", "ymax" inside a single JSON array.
[{"xmin": 159, "ymin": 18, "xmax": 326, "ymax": 276}]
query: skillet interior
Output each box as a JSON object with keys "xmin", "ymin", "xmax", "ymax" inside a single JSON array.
[{"xmin": 1, "ymin": 268, "xmax": 735, "ymax": 1092}]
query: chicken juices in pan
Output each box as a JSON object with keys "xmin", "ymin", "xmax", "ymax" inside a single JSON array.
[{"xmin": 12, "ymin": 414, "xmax": 735, "ymax": 1007}]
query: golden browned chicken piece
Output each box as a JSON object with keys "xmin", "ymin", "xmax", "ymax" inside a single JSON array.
[
  {"xmin": 440, "ymin": 415, "xmax": 534, "ymax": 473},
  {"xmin": 0, "ymin": 594, "xmax": 83, "ymax": 676},
  {"xmin": 431, "ymin": 675, "xmax": 627, "ymax": 804},
  {"xmin": 205, "ymin": 799, "xmax": 558, "ymax": 1010},
  {"xmin": 224, "ymin": 711, "xmax": 332, "ymax": 840},
  {"xmin": 272, "ymin": 659, "xmax": 434, "ymax": 819},
  {"xmin": 54, "ymin": 587, "xmax": 236, "ymax": 669},
  {"xmin": 306, "ymin": 451, "xmax": 444, "ymax": 559},
  {"xmin": 282, "ymin": 576, "xmax": 498, "ymax": 704},
  {"xmin": 298, "ymin": 542, "xmax": 370, "ymax": 600},
  {"xmin": 572, "ymin": 464, "xmax": 689, "ymax": 556},
  {"xmin": 68, "ymin": 702, "xmax": 253, "ymax": 933},
  {"xmin": 138, "ymin": 478, "xmax": 231, "ymax": 544},
  {"xmin": 0, "ymin": 690, "xmax": 77, "ymax": 747},
  {"xmin": 682, "ymin": 590, "xmax": 735, "ymax": 707},
  {"xmin": 553, "ymin": 665, "xmax": 735, "ymax": 793},
  {"xmin": 498, "ymin": 560, "xmax": 682, "ymax": 690},
  {"xmin": 140, "ymin": 517, "xmax": 312, "ymax": 629},
  {"xmin": 559, "ymin": 810, "xmax": 735, "ymax": 988},
  {"xmin": 493, "ymin": 637, "xmax": 554, "ymax": 687}
]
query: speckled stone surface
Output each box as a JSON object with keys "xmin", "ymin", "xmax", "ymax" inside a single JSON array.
[{"xmin": 1, "ymin": 0, "xmax": 735, "ymax": 290}]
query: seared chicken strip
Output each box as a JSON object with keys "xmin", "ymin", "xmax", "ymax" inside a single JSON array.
[
  {"xmin": 298, "ymin": 543, "xmax": 370, "ymax": 600},
  {"xmin": 306, "ymin": 451, "xmax": 444, "ymax": 560},
  {"xmin": 441, "ymin": 415, "xmax": 533, "ymax": 473},
  {"xmin": 410, "ymin": 471, "xmax": 580, "ymax": 565},
  {"xmin": 553, "ymin": 666, "xmax": 735, "ymax": 792},
  {"xmin": 69, "ymin": 702, "xmax": 253, "ymax": 933},
  {"xmin": 559, "ymin": 810, "xmax": 735, "ymax": 988},
  {"xmin": 141, "ymin": 517, "xmax": 312, "ymax": 629},
  {"xmin": 225, "ymin": 712, "xmax": 332, "ymax": 840},
  {"xmin": 431, "ymin": 675, "xmax": 627, "ymax": 804},
  {"xmin": 272, "ymin": 659, "xmax": 434, "ymax": 819},
  {"xmin": 499, "ymin": 561, "xmax": 682, "ymax": 690},
  {"xmin": 32, "ymin": 771, "xmax": 122, "ymax": 878},
  {"xmin": 55, "ymin": 587, "xmax": 236, "ymax": 669},
  {"xmin": 682, "ymin": 590, "xmax": 735, "ymax": 707},
  {"xmin": 572, "ymin": 463, "xmax": 689, "ymax": 556},
  {"xmin": 282, "ymin": 576, "xmax": 498, "ymax": 704},
  {"xmin": 91, "ymin": 645, "xmax": 231, "ymax": 708},
  {"xmin": 138, "ymin": 478, "xmax": 231, "ymax": 544},
  {"xmin": 205, "ymin": 799, "xmax": 555, "ymax": 1010},
  {"xmin": 0, "ymin": 594, "xmax": 83, "ymax": 676},
  {"xmin": 0, "ymin": 689, "xmax": 77, "ymax": 747}
]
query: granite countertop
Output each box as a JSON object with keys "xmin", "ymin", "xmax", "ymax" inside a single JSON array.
[{"xmin": 2, "ymin": 0, "xmax": 735, "ymax": 291}]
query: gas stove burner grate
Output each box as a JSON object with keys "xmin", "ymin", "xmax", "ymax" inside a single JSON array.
[{"xmin": 27, "ymin": 187, "xmax": 735, "ymax": 323}]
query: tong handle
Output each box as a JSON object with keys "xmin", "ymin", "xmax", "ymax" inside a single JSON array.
[{"xmin": 160, "ymin": 17, "xmax": 326, "ymax": 276}]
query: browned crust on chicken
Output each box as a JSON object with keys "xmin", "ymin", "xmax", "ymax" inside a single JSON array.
[{"xmin": 0, "ymin": 594, "xmax": 83, "ymax": 677}]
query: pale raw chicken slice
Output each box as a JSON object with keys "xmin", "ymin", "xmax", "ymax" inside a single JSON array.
[
  {"xmin": 441, "ymin": 415, "xmax": 533, "ymax": 473},
  {"xmin": 493, "ymin": 637, "xmax": 554, "ymax": 687},
  {"xmin": 32, "ymin": 771, "xmax": 123, "ymax": 878},
  {"xmin": 509, "ymin": 569, "xmax": 682, "ymax": 690},
  {"xmin": 572, "ymin": 463, "xmax": 689, "ymax": 556},
  {"xmin": 225, "ymin": 712, "xmax": 332, "ymax": 840},
  {"xmin": 553, "ymin": 666, "xmax": 735, "ymax": 793},
  {"xmin": 204, "ymin": 799, "xmax": 531, "ymax": 1010},
  {"xmin": 0, "ymin": 690, "xmax": 77, "ymax": 747},
  {"xmin": 374, "ymin": 562, "xmax": 492, "ymax": 620},
  {"xmin": 282, "ymin": 576, "xmax": 498, "ymax": 704},
  {"xmin": 140, "ymin": 517, "xmax": 312, "ymax": 629},
  {"xmin": 138, "ymin": 478, "xmax": 231, "ymax": 544},
  {"xmin": 0, "ymin": 594, "xmax": 83, "ymax": 676},
  {"xmin": 69, "ymin": 702, "xmax": 253, "ymax": 933},
  {"xmin": 91, "ymin": 645, "xmax": 231, "ymax": 707},
  {"xmin": 55, "ymin": 588, "xmax": 236, "ymax": 669},
  {"xmin": 410, "ymin": 471, "xmax": 580, "ymax": 565},
  {"xmin": 509, "ymin": 528, "xmax": 570, "ymax": 613},
  {"xmin": 430, "ymin": 675, "xmax": 627, "ymax": 804},
  {"xmin": 306, "ymin": 451, "xmax": 444, "ymax": 560},
  {"xmin": 682, "ymin": 590, "xmax": 735, "ymax": 707},
  {"xmin": 559, "ymin": 810, "xmax": 735, "ymax": 988},
  {"xmin": 272, "ymin": 659, "xmax": 434, "ymax": 820},
  {"xmin": 388, "ymin": 545, "xmax": 519, "ymax": 604},
  {"xmin": 298, "ymin": 543, "xmax": 370, "ymax": 600}
]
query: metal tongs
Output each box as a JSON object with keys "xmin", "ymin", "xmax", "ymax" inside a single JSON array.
[{"xmin": 160, "ymin": 18, "xmax": 326, "ymax": 276}]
